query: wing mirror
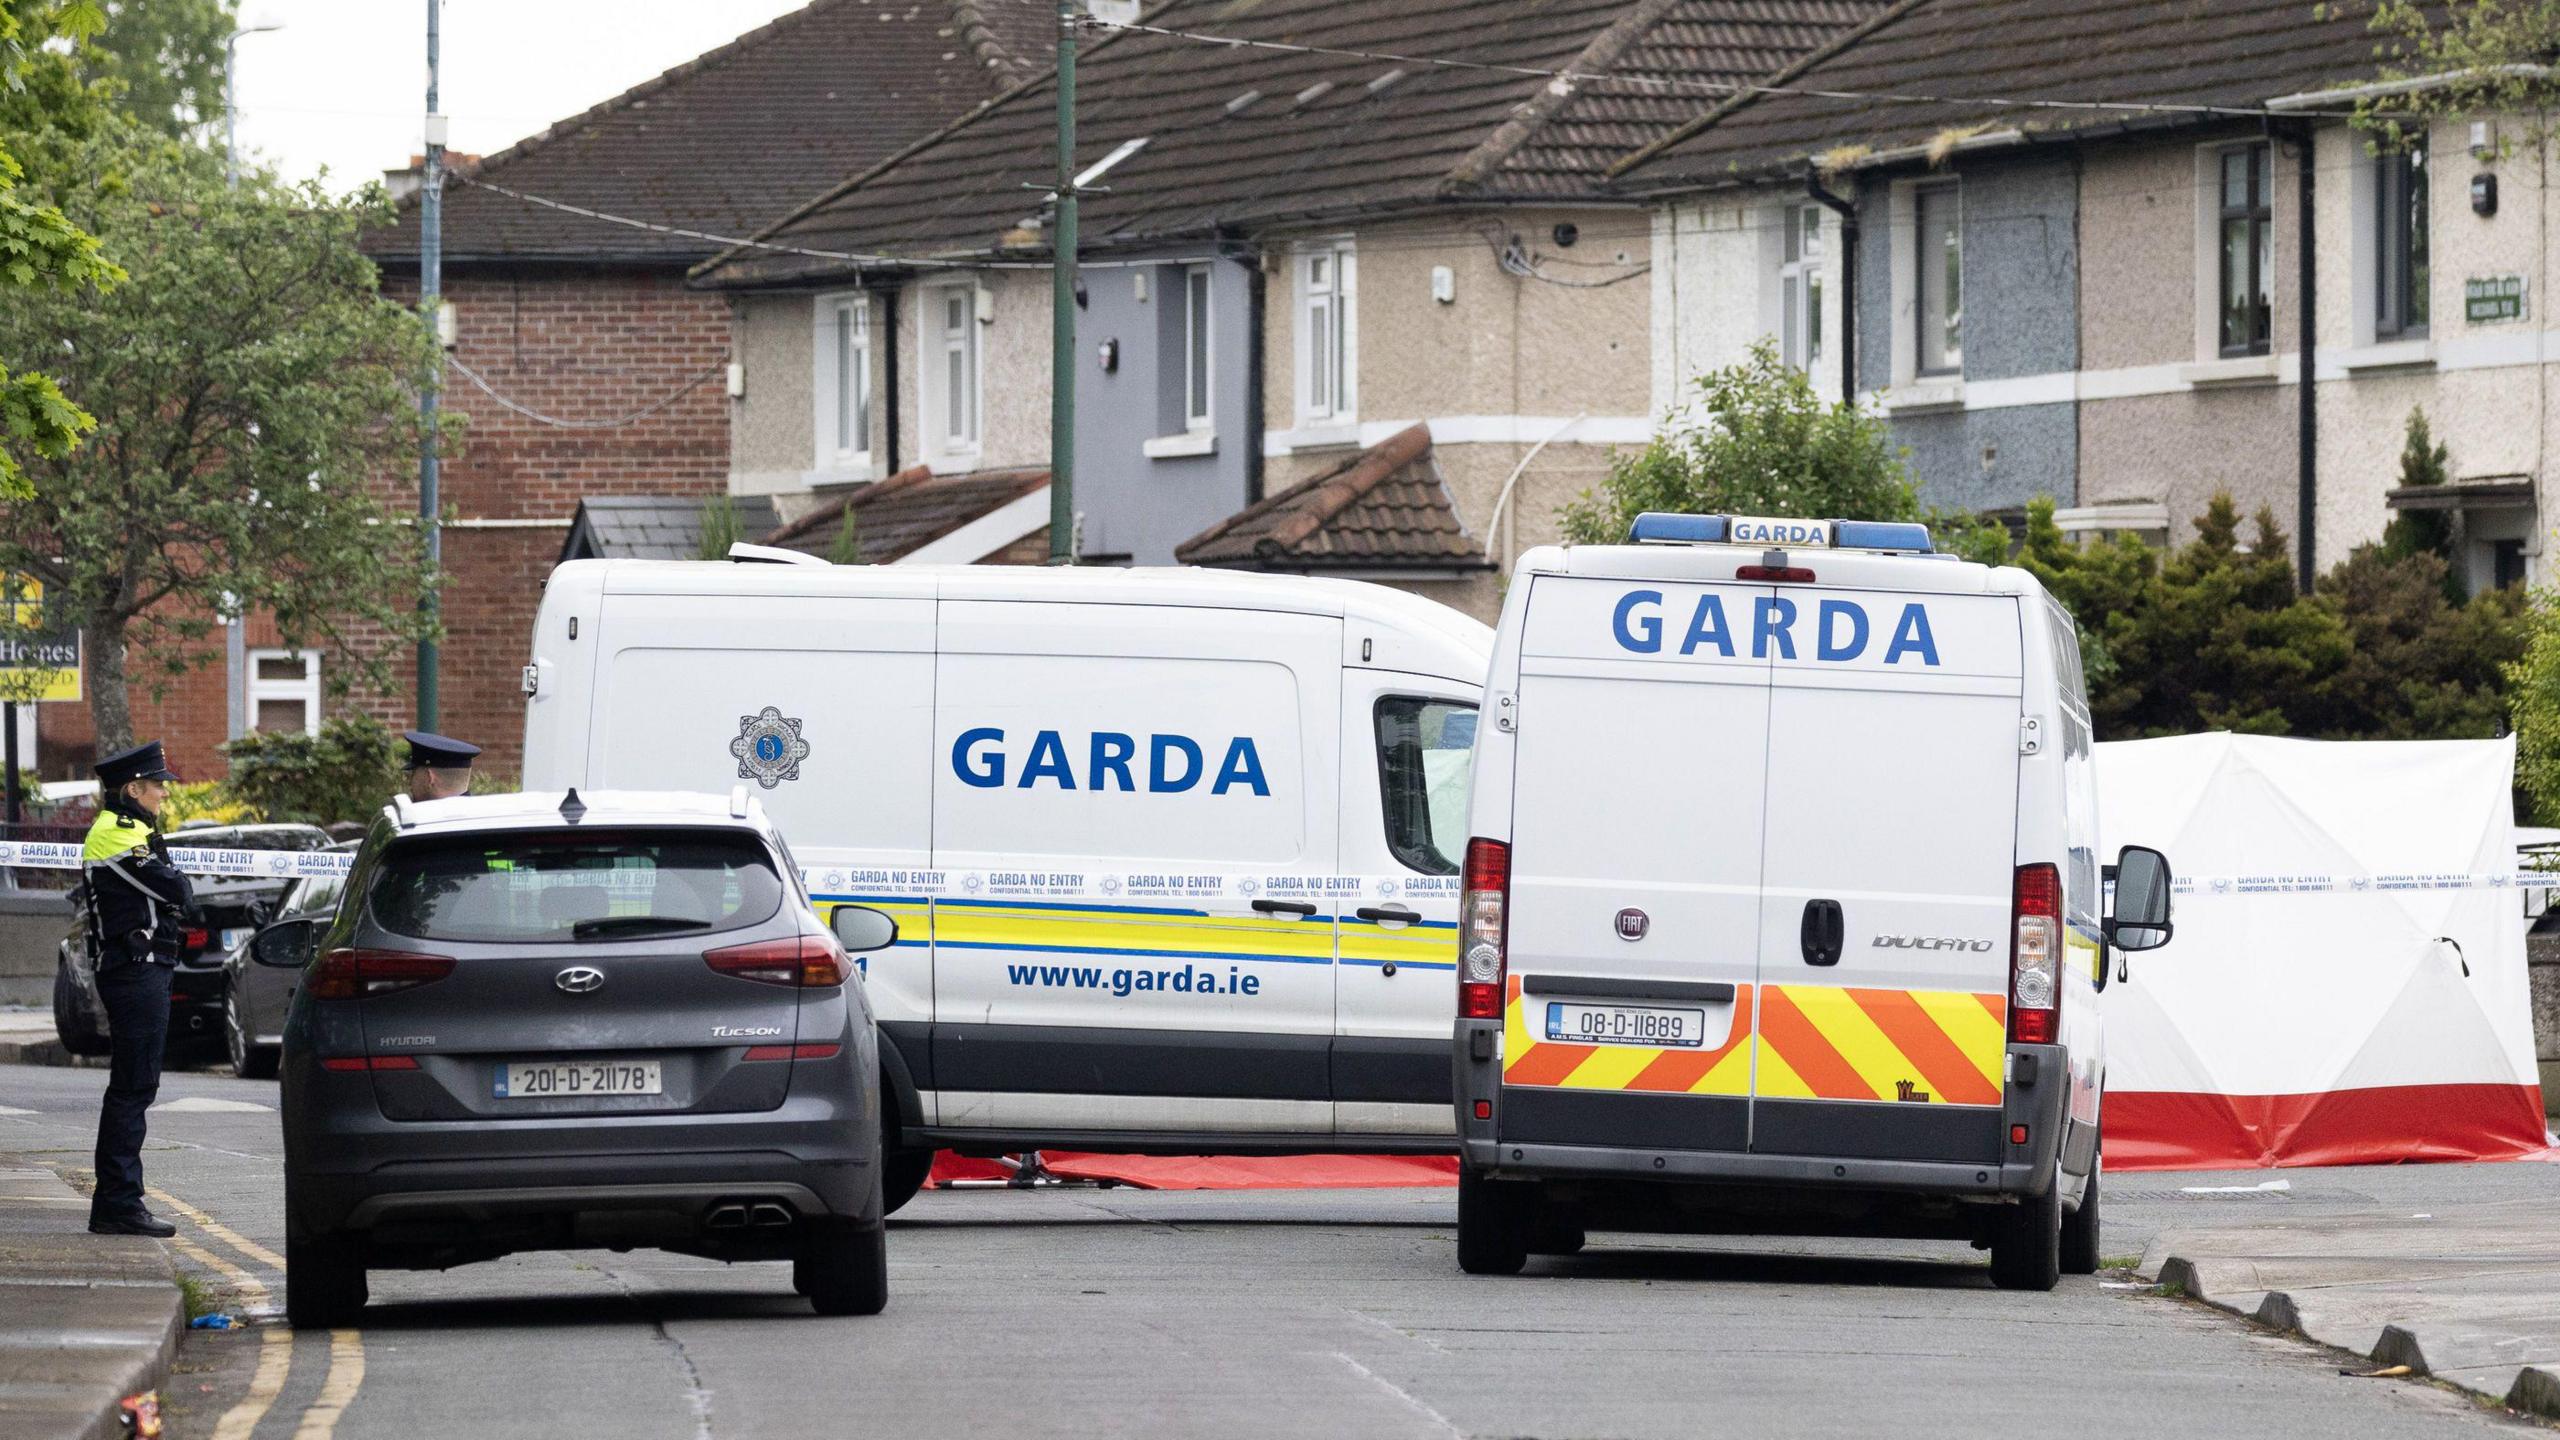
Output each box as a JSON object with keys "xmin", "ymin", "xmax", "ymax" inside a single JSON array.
[
  {"xmin": 2102, "ymin": 845, "xmax": 2174, "ymax": 954},
  {"xmin": 249, "ymin": 917, "xmax": 318, "ymax": 969},
  {"xmin": 828, "ymin": 904, "xmax": 899, "ymax": 954}
]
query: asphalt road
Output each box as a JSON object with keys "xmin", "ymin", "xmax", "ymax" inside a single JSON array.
[{"xmin": 2, "ymin": 1062, "xmax": 2552, "ymax": 1440}]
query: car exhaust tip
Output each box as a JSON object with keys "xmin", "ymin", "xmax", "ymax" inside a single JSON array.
[
  {"xmin": 705, "ymin": 1204, "xmax": 750, "ymax": 1229},
  {"xmin": 747, "ymin": 1203, "xmax": 795, "ymax": 1228}
]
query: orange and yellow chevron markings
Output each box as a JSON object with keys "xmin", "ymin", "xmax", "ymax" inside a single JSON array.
[
  {"xmin": 1500, "ymin": 976, "xmax": 1755, "ymax": 1095},
  {"xmin": 1755, "ymin": 984, "xmax": 2006, "ymax": 1107}
]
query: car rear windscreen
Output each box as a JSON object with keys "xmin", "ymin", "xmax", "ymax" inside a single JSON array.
[{"xmin": 369, "ymin": 830, "xmax": 785, "ymax": 944}]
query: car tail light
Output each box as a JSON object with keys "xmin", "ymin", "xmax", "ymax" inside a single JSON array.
[
  {"xmin": 705, "ymin": 933, "xmax": 847, "ymax": 988},
  {"xmin": 307, "ymin": 948, "xmax": 455, "ymax": 1001},
  {"xmin": 1458, "ymin": 838, "xmax": 1510, "ymax": 1020},
  {"xmin": 320, "ymin": 1055, "xmax": 420, "ymax": 1072},
  {"xmin": 2009, "ymin": 863, "xmax": 2061, "ymax": 1045},
  {"xmin": 742, "ymin": 1042, "xmax": 843, "ymax": 1062},
  {"xmin": 1736, "ymin": 565, "xmax": 1817, "ymax": 583},
  {"xmin": 182, "ymin": 927, "xmax": 210, "ymax": 951}
]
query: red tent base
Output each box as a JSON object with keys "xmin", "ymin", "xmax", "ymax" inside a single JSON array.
[
  {"xmin": 2104, "ymin": 1082, "xmax": 2552, "ymax": 1170},
  {"xmin": 928, "ymin": 1152, "xmax": 1457, "ymax": 1190}
]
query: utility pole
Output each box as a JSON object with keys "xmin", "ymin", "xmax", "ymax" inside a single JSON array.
[
  {"xmin": 1047, "ymin": 0, "xmax": 1077, "ymax": 566},
  {"xmin": 222, "ymin": 20, "xmax": 279, "ymax": 743},
  {"xmin": 416, "ymin": 0, "xmax": 444, "ymax": 728}
]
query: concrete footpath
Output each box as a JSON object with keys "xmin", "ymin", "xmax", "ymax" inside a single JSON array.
[
  {"xmin": 2141, "ymin": 1190, "xmax": 2560, "ymax": 1419},
  {"xmin": 0, "ymin": 1004, "xmax": 82, "ymax": 1068},
  {"xmin": 0, "ymin": 1158, "xmax": 182, "ymax": 1440}
]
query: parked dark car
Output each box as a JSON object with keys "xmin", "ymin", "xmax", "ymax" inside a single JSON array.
[
  {"xmin": 53, "ymin": 821, "xmax": 336, "ymax": 1059},
  {"xmin": 219, "ymin": 845, "xmax": 357, "ymax": 1079},
  {"xmin": 278, "ymin": 790, "xmax": 896, "ymax": 1327}
]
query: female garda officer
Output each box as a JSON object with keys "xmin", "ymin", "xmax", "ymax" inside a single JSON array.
[{"xmin": 80, "ymin": 741, "xmax": 193, "ymax": 1238}]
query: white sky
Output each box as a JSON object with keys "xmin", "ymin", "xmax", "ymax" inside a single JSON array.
[{"xmin": 227, "ymin": 0, "xmax": 811, "ymax": 191}]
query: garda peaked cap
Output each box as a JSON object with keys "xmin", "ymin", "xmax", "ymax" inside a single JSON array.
[
  {"xmin": 95, "ymin": 740, "xmax": 180, "ymax": 786},
  {"xmin": 401, "ymin": 731, "xmax": 481, "ymax": 771}
]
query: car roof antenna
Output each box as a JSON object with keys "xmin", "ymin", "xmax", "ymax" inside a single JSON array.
[{"xmin": 560, "ymin": 788, "xmax": 587, "ymax": 824}]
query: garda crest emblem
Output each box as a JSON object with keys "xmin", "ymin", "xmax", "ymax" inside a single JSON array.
[{"xmin": 729, "ymin": 707, "xmax": 811, "ymax": 789}]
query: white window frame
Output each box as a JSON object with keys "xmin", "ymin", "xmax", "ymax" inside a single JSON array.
[
  {"xmin": 246, "ymin": 649, "xmax": 320, "ymax": 736},
  {"xmin": 812, "ymin": 291, "xmax": 873, "ymax": 476},
  {"xmin": 1183, "ymin": 263, "xmax": 1214, "ymax": 432},
  {"xmin": 923, "ymin": 280, "xmax": 984, "ymax": 464},
  {"xmin": 1912, "ymin": 182, "xmax": 1962, "ymax": 376},
  {"xmin": 1778, "ymin": 203, "xmax": 1826, "ymax": 375},
  {"xmin": 1294, "ymin": 240, "xmax": 1357, "ymax": 429}
]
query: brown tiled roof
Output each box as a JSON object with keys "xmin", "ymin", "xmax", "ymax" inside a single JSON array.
[
  {"xmin": 1614, "ymin": 0, "xmax": 2392, "ymax": 189},
  {"xmin": 698, "ymin": 0, "xmax": 1889, "ymax": 285},
  {"xmin": 1177, "ymin": 424, "xmax": 1491, "ymax": 571},
  {"xmin": 365, "ymin": 0, "xmax": 1037, "ymax": 267},
  {"xmin": 764, "ymin": 466, "xmax": 1049, "ymax": 562},
  {"xmin": 562, "ymin": 495, "xmax": 785, "ymax": 563}
]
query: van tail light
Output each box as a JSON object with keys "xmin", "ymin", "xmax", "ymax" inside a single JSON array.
[
  {"xmin": 1458, "ymin": 838, "xmax": 1511, "ymax": 1020},
  {"xmin": 307, "ymin": 948, "xmax": 455, "ymax": 1001},
  {"xmin": 2009, "ymin": 863, "xmax": 2062, "ymax": 1045},
  {"xmin": 705, "ymin": 933, "xmax": 847, "ymax": 988}
]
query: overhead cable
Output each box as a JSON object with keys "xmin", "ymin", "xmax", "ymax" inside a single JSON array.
[{"xmin": 445, "ymin": 354, "xmax": 723, "ymax": 430}]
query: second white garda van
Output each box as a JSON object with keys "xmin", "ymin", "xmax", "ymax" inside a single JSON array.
[
  {"xmin": 1451, "ymin": 515, "xmax": 2173, "ymax": 1290},
  {"xmin": 521, "ymin": 558, "xmax": 1491, "ymax": 1212}
]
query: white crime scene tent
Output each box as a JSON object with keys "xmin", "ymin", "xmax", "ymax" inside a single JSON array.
[{"xmin": 2095, "ymin": 732, "xmax": 2548, "ymax": 1168}]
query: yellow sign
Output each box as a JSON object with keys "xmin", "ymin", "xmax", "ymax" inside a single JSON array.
[{"xmin": 0, "ymin": 576, "xmax": 81, "ymax": 703}]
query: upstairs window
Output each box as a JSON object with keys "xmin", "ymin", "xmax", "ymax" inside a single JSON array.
[
  {"xmin": 2376, "ymin": 137, "xmax": 2429, "ymax": 340},
  {"xmin": 1296, "ymin": 244, "xmax": 1355, "ymax": 425},
  {"xmin": 1184, "ymin": 263, "xmax": 1213, "ymax": 430},
  {"xmin": 932, "ymin": 286, "xmax": 981, "ymax": 453},
  {"xmin": 1915, "ymin": 183, "xmax": 1962, "ymax": 375},
  {"xmin": 1780, "ymin": 204, "xmax": 1825, "ymax": 373},
  {"xmin": 817, "ymin": 293, "xmax": 872, "ymax": 468},
  {"xmin": 2218, "ymin": 144, "xmax": 2274, "ymax": 356}
]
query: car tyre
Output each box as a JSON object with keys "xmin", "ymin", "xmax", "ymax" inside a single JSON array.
[
  {"xmin": 880, "ymin": 1141, "xmax": 931, "ymax": 1218},
  {"xmin": 225, "ymin": 990, "xmax": 278, "ymax": 1080},
  {"xmin": 2060, "ymin": 1157, "xmax": 2102, "ymax": 1276},
  {"xmin": 52, "ymin": 957, "xmax": 111, "ymax": 1058},
  {"xmin": 285, "ymin": 1226, "xmax": 368, "ymax": 1330},
  {"xmin": 1529, "ymin": 1221, "xmax": 1586, "ymax": 1256},
  {"xmin": 1989, "ymin": 1177, "xmax": 2063, "ymax": 1291},
  {"xmin": 1456, "ymin": 1166, "xmax": 1530, "ymax": 1276}
]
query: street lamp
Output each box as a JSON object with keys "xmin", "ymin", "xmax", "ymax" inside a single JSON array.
[{"xmin": 223, "ymin": 17, "xmax": 285, "ymax": 190}]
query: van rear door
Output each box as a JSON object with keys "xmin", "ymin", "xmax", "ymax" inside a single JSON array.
[
  {"xmin": 1498, "ymin": 577, "xmax": 1770, "ymax": 1155},
  {"xmin": 1750, "ymin": 587, "xmax": 2021, "ymax": 1165}
]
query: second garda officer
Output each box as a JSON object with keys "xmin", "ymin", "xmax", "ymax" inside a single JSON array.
[
  {"xmin": 401, "ymin": 730, "xmax": 479, "ymax": 802},
  {"xmin": 80, "ymin": 741, "xmax": 194, "ymax": 1238}
]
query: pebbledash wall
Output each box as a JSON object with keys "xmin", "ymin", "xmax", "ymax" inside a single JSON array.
[
  {"xmin": 1258, "ymin": 209, "xmax": 1655, "ymax": 621},
  {"xmin": 40, "ymin": 267, "xmax": 735, "ymax": 785}
]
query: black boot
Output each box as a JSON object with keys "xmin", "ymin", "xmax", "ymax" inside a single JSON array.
[{"xmin": 89, "ymin": 1211, "xmax": 177, "ymax": 1238}]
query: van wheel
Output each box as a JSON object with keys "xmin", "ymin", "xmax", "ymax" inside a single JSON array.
[
  {"xmin": 1989, "ymin": 1181, "xmax": 2063, "ymax": 1291},
  {"xmin": 1456, "ymin": 1167, "xmax": 1529, "ymax": 1276},
  {"xmin": 284, "ymin": 1227, "xmax": 368, "ymax": 1330},
  {"xmin": 880, "ymin": 1142, "xmax": 931, "ymax": 1218},
  {"xmin": 2060, "ymin": 1160, "xmax": 2102, "ymax": 1276}
]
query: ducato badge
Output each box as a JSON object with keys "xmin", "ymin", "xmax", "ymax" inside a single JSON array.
[{"xmin": 729, "ymin": 706, "xmax": 811, "ymax": 789}]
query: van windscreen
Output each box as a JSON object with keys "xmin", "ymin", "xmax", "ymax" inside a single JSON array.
[{"xmin": 369, "ymin": 830, "xmax": 784, "ymax": 944}]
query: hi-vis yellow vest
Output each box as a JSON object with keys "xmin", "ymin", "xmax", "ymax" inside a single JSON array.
[{"xmin": 81, "ymin": 810, "xmax": 151, "ymax": 864}]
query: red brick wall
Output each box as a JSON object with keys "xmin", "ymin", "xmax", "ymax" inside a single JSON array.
[{"xmin": 39, "ymin": 265, "xmax": 732, "ymax": 784}]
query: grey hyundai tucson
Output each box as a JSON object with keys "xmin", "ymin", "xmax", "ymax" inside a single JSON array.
[{"xmin": 277, "ymin": 789, "xmax": 899, "ymax": 1327}]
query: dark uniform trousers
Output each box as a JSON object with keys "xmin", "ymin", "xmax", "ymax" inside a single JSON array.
[{"xmin": 91, "ymin": 958, "xmax": 174, "ymax": 1220}]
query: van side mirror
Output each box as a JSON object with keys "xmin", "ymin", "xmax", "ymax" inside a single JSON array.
[
  {"xmin": 829, "ymin": 904, "xmax": 898, "ymax": 954},
  {"xmin": 2103, "ymin": 845, "xmax": 2173, "ymax": 953},
  {"xmin": 250, "ymin": 918, "xmax": 318, "ymax": 969}
]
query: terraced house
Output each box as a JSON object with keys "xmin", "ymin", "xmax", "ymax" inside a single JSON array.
[
  {"xmin": 1618, "ymin": 0, "xmax": 2560, "ymax": 590},
  {"xmin": 695, "ymin": 0, "xmax": 1895, "ymax": 620}
]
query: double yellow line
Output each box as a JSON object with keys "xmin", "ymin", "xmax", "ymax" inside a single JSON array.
[{"xmin": 149, "ymin": 1186, "xmax": 366, "ymax": 1440}]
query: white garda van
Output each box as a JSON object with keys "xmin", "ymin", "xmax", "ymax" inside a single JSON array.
[
  {"xmin": 1451, "ymin": 514, "xmax": 2173, "ymax": 1290},
  {"xmin": 522, "ymin": 558, "xmax": 1491, "ymax": 1213}
]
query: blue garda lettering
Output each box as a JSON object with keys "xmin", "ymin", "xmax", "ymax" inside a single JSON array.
[
  {"xmin": 1150, "ymin": 734, "xmax": 1204, "ymax": 793},
  {"xmin": 1612, "ymin": 590, "xmax": 1663, "ymax": 654},
  {"xmin": 954, "ymin": 727, "xmax": 1006, "ymax": 788},
  {"xmin": 1018, "ymin": 730, "xmax": 1077, "ymax": 789},
  {"xmin": 1885, "ymin": 603, "xmax": 1941, "ymax": 666},
  {"xmin": 1817, "ymin": 600, "xmax": 1869, "ymax": 662},
  {"xmin": 1089, "ymin": 732, "xmax": 1137, "ymax": 792},
  {"xmin": 1680, "ymin": 595, "xmax": 1735, "ymax": 657},
  {"xmin": 1753, "ymin": 596, "xmax": 1798, "ymax": 659},
  {"xmin": 1211, "ymin": 738, "xmax": 1270, "ymax": 796}
]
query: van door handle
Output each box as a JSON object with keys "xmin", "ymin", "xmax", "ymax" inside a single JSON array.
[
  {"xmin": 1251, "ymin": 899, "xmax": 1318, "ymax": 917},
  {"xmin": 1801, "ymin": 899, "xmax": 1844, "ymax": 966},
  {"xmin": 1354, "ymin": 905, "xmax": 1419, "ymax": 925}
]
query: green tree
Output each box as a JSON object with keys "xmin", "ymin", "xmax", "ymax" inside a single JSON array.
[
  {"xmin": 1561, "ymin": 339, "xmax": 2007, "ymax": 562},
  {"xmin": 219, "ymin": 713, "xmax": 400, "ymax": 825},
  {"xmin": 0, "ymin": 126, "xmax": 446, "ymax": 752},
  {"xmin": 2509, "ymin": 591, "xmax": 2560, "ymax": 823},
  {"xmin": 77, "ymin": 0, "xmax": 236, "ymax": 140},
  {"xmin": 0, "ymin": 0, "xmax": 121, "ymax": 499},
  {"xmin": 828, "ymin": 509, "xmax": 862, "ymax": 565},
  {"xmin": 2378, "ymin": 405, "xmax": 2460, "ymax": 600},
  {"xmin": 2349, "ymin": 0, "xmax": 2560, "ymax": 150}
]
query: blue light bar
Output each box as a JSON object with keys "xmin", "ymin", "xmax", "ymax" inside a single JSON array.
[
  {"xmin": 1831, "ymin": 520, "xmax": 1935, "ymax": 553},
  {"xmin": 1627, "ymin": 513, "xmax": 1728, "ymax": 544}
]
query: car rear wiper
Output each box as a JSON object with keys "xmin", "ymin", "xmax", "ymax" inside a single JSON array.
[{"xmin": 569, "ymin": 915, "xmax": 715, "ymax": 939}]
